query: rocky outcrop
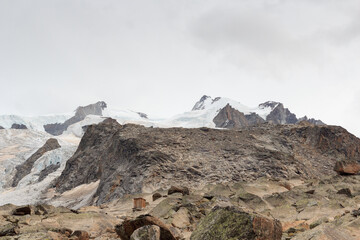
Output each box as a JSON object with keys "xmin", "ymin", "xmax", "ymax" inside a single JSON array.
[
  {"xmin": 0, "ymin": 126, "xmax": 4, "ymax": 129},
  {"xmin": 38, "ymin": 163, "xmax": 61, "ymax": 182},
  {"xmin": 11, "ymin": 123, "xmax": 27, "ymax": 129},
  {"xmin": 297, "ymin": 116, "xmax": 325, "ymax": 125},
  {"xmin": 213, "ymin": 104, "xmax": 252, "ymax": 128},
  {"xmin": 11, "ymin": 138, "xmax": 61, "ymax": 187},
  {"xmin": 190, "ymin": 206, "xmax": 282, "ymax": 240},
  {"xmin": 44, "ymin": 101, "xmax": 107, "ymax": 136},
  {"xmin": 192, "ymin": 95, "xmax": 212, "ymax": 111},
  {"xmin": 115, "ymin": 215, "xmax": 176, "ymax": 240},
  {"xmin": 334, "ymin": 160, "xmax": 360, "ymax": 175},
  {"xmin": 264, "ymin": 102, "xmax": 297, "ymax": 124},
  {"xmin": 53, "ymin": 118, "xmax": 360, "ymax": 205}
]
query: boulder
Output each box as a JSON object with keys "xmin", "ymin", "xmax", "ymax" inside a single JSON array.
[
  {"xmin": 190, "ymin": 206, "xmax": 282, "ymax": 240},
  {"xmin": 334, "ymin": 160, "xmax": 360, "ymax": 175},
  {"xmin": 152, "ymin": 193, "xmax": 162, "ymax": 201},
  {"xmin": 0, "ymin": 126, "xmax": 4, "ymax": 129},
  {"xmin": 13, "ymin": 205, "xmax": 32, "ymax": 216},
  {"xmin": 115, "ymin": 214, "xmax": 176, "ymax": 240},
  {"xmin": 70, "ymin": 230, "xmax": 90, "ymax": 240},
  {"xmin": 168, "ymin": 186, "xmax": 189, "ymax": 196},
  {"xmin": 130, "ymin": 225, "xmax": 160, "ymax": 240},
  {"xmin": 0, "ymin": 223, "xmax": 17, "ymax": 236},
  {"xmin": 337, "ymin": 188, "xmax": 352, "ymax": 197}
]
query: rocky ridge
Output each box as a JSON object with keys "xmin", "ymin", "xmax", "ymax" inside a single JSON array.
[
  {"xmin": 53, "ymin": 118, "xmax": 360, "ymax": 206},
  {"xmin": 44, "ymin": 101, "xmax": 107, "ymax": 136}
]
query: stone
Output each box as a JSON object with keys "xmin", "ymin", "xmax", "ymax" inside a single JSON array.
[
  {"xmin": 152, "ymin": 193, "xmax": 162, "ymax": 201},
  {"xmin": 70, "ymin": 230, "xmax": 90, "ymax": 240},
  {"xmin": 11, "ymin": 123, "xmax": 27, "ymax": 129},
  {"xmin": 0, "ymin": 223, "xmax": 17, "ymax": 236},
  {"xmin": 168, "ymin": 186, "xmax": 189, "ymax": 196},
  {"xmin": 337, "ymin": 188, "xmax": 352, "ymax": 197},
  {"xmin": 190, "ymin": 206, "xmax": 282, "ymax": 240},
  {"xmin": 305, "ymin": 189, "xmax": 315, "ymax": 194},
  {"xmin": 334, "ymin": 160, "xmax": 360, "ymax": 175},
  {"xmin": 0, "ymin": 126, "xmax": 4, "ymax": 129},
  {"xmin": 115, "ymin": 214, "xmax": 176, "ymax": 240},
  {"xmin": 130, "ymin": 225, "xmax": 160, "ymax": 240}
]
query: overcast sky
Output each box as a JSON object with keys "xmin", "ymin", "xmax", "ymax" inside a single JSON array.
[{"xmin": 1, "ymin": 0, "xmax": 360, "ymax": 135}]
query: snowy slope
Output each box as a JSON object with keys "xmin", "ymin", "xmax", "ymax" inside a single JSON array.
[
  {"xmin": 0, "ymin": 114, "xmax": 72, "ymax": 131},
  {"xmin": 0, "ymin": 129, "xmax": 79, "ymax": 205},
  {"xmin": 163, "ymin": 96, "xmax": 274, "ymax": 128}
]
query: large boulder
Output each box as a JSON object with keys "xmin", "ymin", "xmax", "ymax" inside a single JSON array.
[
  {"xmin": 334, "ymin": 160, "xmax": 360, "ymax": 175},
  {"xmin": 190, "ymin": 206, "xmax": 282, "ymax": 240},
  {"xmin": 115, "ymin": 215, "xmax": 176, "ymax": 240},
  {"xmin": 130, "ymin": 225, "xmax": 160, "ymax": 240}
]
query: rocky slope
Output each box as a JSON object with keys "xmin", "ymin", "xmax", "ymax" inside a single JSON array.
[
  {"xmin": 11, "ymin": 138, "xmax": 61, "ymax": 187},
  {"xmin": 52, "ymin": 118, "xmax": 360, "ymax": 206}
]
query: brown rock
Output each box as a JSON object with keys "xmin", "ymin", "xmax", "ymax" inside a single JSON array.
[
  {"xmin": 115, "ymin": 214, "xmax": 176, "ymax": 240},
  {"xmin": 168, "ymin": 186, "xmax": 189, "ymax": 196},
  {"xmin": 334, "ymin": 160, "xmax": 360, "ymax": 175},
  {"xmin": 337, "ymin": 188, "xmax": 352, "ymax": 197},
  {"xmin": 13, "ymin": 205, "xmax": 32, "ymax": 216},
  {"xmin": 70, "ymin": 230, "xmax": 90, "ymax": 240}
]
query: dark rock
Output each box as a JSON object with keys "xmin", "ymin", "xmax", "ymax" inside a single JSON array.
[
  {"xmin": 337, "ymin": 188, "xmax": 352, "ymax": 197},
  {"xmin": 12, "ymin": 138, "xmax": 61, "ymax": 187},
  {"xmin": 152, "ymin": 193, "xmax": 162, "ymax": 202},
  {"xmin": 168, "ymin": 186, "xmax": 189, "ymax": 196},
  {"xmin": 137, "ymin": 112, "xmax": 148, "ymax": 119},
  {"xmin": 70, "ymin": 230, "xmax": 90, "ymax": 240},
  {"xmin": 38, "ymin": 163, "xmax": 61, "ymax": 182},
  {"xmin": 213, "ymin": 104, "xmax": 252, "ymax": 129},
  {"xmin": 11, "ymin": 123, "xmax": 27, "ymax": 129},
  {"xmin": 305, "ymin": 190, "xmax": 315, "ymax": 194},
  {"xmin": 0, "ymin": 126, "xmax": 4, "ymax": 129},
  {"xmin": 13, "ymin": 205, "xmax": 32, "ymax": 215},
  {"xmin": 0, "ymin": 223, "xmax": 17, "ymax": 236},
  {"xmin": 44, "ymin": 101, "xmax": 107, "ymax": 136},
  {"xmin": 192, "ymin": 95, "xmax": 212, "ymax": 111},
  {"xmin": 297, "ymin": 116, "xmax": 325, "ymax": 125},
  {"xmin": 352, "ymin": 209, "xmax": 360, "ymax": 217},
  {"xmin": 190, "ymin": 206, "xmax": 282, "ymax": 240},
  {"xmin": 115, "ymin": 214, "xmax": 176, "ymax": 240},
  {"xmin": 334, "ymin": 160, "xmax": 360, "ymax": 175}
]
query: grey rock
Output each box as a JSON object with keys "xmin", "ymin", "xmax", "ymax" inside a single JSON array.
[
  {"xmin": 130, "ymin": 225, "xmax": 161, "ymax": 240},
  {"xmin": 11, "ymin": 138, "xmax": 61, "ymax": 187},
  {"xmin": 38, "ymin": 163, "xmax": 61, "ymax": 182},
  {"xmin": 264, "ymin": 102, "xmax": 298, "ymax": 124},
  {"xmin": 192, "ymin": 95, "xmax": 212, "ymax": 111},
  {"xmin": 44, "ymin": 101, "xmax": 107, "ymax": 136},
  {"xmin": 0, "ymin": 126, "xmax": 4, "ymax": 129},
  {"xmin": 11, "ymin": 123, "xmax": 27, "ymax": 129}
]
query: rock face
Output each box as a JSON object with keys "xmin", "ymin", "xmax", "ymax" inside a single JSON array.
[
  {"xmin": 190, "ymin": 206, "xmax": 282, "ymax": 240},
  {"xmin": 115, "ymin": 215, "xmax": 176, "ymax": 240},
  {"xmin": 213, "ymin": 104, "xmax": 263, "ymax": 129},
  {"xmin": 168, "ymin": 186, "xmax": 190, "ymax": 196},
  {"xmin": 54, "ymin": 119, "xmax": 360, "ymax": 205},
  {"xmin": 11, "ymin": 123, "xmax": 27, "ymax": 129},
  {"xmin": 38, "ymin": 163, "xmax": 61, "ymax": 182},
  {"xmin": 0, "ymin": 126, "xmax": 4, "ymax": 129},
  {"xmin": 265, "ymin": 102, "xmax": 297, "ymax": 124},
  {"xmin": 334, "ymin": 160, "xmax": 360, "ymax": 175},
  {"xmin": 11, "ymin": 138, "xmax": 61, "ymax": 187},
  {"xmin": 214, "ymin": 102, "xmax": 323, "ymax": 130},
  {"xmin": 192, "ymin": 95, "xmax": 212, "ymax": 111},
  {"xmin": 44, "ymin": 101, "xmax": 107, "ymax": 135}
]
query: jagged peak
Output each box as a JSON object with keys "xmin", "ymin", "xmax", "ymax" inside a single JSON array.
[
  {"xmin": 192, "ymin": 95, "xmax": 213, "ymax": 111},
  {"xmin": 258, "ymin": 101, "xmax": 282, "ymax": 110}
]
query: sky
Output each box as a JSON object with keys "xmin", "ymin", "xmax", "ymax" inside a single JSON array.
[{"xmin": 1, "ymin": 0, "xmax": 360, "ymax": 135}]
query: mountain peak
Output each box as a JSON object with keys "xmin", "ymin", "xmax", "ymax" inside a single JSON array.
[{"xmin": 192, "ymin": 95, "xmax": 213, "ymax": 111}]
